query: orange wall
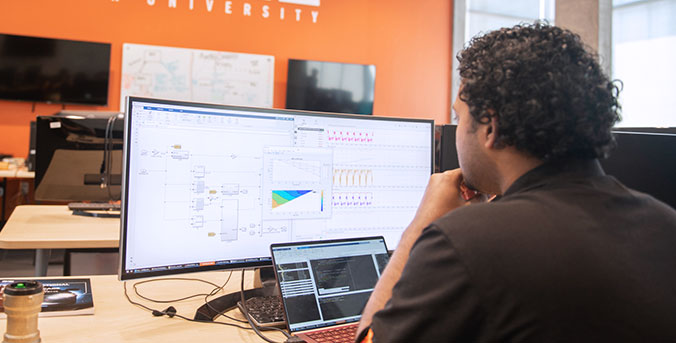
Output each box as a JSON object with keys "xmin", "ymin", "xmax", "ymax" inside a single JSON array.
[{"xmin": 0, "ymin": 0, "xmax": 452, "ymax": 158}]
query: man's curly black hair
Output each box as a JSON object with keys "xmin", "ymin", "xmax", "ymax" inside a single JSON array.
[{"xmin": 457, "ymin": 22, "xmax": 621, "ymax": 161}]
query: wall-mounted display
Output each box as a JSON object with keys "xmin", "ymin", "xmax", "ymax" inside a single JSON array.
[
  {"xmin": 0, "ymin": 33, "xmax": 111, "ymax": 106},
  {"xmin": 286, "ymin": 59, "xmax": 375, "ymax": 115}
]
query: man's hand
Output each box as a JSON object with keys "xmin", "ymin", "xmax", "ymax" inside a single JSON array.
[
  {"xmin": 407, "ymin": 169, "xmax": 487, "ymax": 239},
  {"xmin": 356, "ymin": 169, "xmax": 487, "ymax": 340},
  {"xmin": 411, "ymin": 169, "xmax": 469, "ymax": 227}
]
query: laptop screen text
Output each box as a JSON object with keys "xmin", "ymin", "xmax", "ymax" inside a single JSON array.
[{"xmin": 272, "ymin": 238, "xmax": 389, "ymax": 332}]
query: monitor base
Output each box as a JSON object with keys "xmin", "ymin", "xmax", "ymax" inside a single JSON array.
[{"xmin": 193, "ymin": 266, "xmax": 280, "ymax": 322}]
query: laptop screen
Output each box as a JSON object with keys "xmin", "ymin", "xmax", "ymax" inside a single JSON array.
[{"xmin": 271, "ymin": 237, "xmax": 389, "ymax": 332}]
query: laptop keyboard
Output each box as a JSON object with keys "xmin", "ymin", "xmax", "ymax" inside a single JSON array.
[{"xmin": 305, "ymin": 324, "xmax": 358, "ymax": 343}]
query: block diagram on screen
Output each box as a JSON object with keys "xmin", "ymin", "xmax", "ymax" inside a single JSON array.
[
  {"xmin": 138, "ymin": 143, "xmax": 263, "ymax": 242},
  {"xmin": 262, "ymin": 146, "xmax": 333, "ymax": 220},
  {"xmin": 128, "ymin": 113, "xmax": 295, "ymax": 249}
]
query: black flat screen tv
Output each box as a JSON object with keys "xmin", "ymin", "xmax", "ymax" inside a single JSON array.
[
  {"xmin": 286, "ymin": 59, "xmax": 376, "ymax": 115},
  {"xmin": 0, "ymin": 33, "xmax": 111, "ymax": 106}
]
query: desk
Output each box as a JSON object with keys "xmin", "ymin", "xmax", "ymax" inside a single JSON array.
[
  {"xmin": 1, "ymin": 271, "xmax": 286, "ymax": 343},
  {"xmin": 0, "ymin": 170, "xmax": 35, "ymax": 178},
  {"xmin": 0, "ymin": 205, "xmax": 119, "ymax": 276}
]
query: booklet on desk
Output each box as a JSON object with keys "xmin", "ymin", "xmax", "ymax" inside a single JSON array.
[{"xmin": 0, "ymin": 278, "xmax": 94, "ymax": 318}]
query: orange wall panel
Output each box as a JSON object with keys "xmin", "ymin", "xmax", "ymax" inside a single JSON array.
[{"xmin": 0, "ymin": 0, "xmax": 452, "ymax": 158}]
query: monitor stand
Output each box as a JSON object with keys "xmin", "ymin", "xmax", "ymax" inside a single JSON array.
[{"xmin": 193, "ymin": 266, "xmax": 279, "ymax": 322}]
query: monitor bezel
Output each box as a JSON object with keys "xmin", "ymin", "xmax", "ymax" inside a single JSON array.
[{"xmin": 119, "ymin": 96, "xmax": 434, "ymax": 281}]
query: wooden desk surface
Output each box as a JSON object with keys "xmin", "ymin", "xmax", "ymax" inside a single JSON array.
[
  {"xmin": 0, "ymin": 170, "xmax": 34, "ymax": 178},
  {"xmin": 0, "ymin": 205, "xmax": 119, "ymax": 249},
  {"xmin": 2, "ymin": 271, "xmax": 285, "ymax": 343}
]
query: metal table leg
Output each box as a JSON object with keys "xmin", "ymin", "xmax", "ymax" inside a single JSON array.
[{"xmin": 35, "ymin": 249, "xmax": 51, "ymax": 277}]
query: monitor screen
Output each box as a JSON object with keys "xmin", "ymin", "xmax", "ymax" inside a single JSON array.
[
  {"xmin": 0, "ymin": 33, "xmax": 110, "ymax": 106},
  {"xmin": 35, "ymin": 115, "xmax": 123, "ymax": 202},
  {"xmin": 601, "ymin": 130, "xmax": 676, "ymax": 209},
  {"xmin": 120, "ymin": 97, "xmax": 433, "ymax": 280},
  {"xmin": 286, "ymin": 59, "xmax": 375, "ymax": 115}
]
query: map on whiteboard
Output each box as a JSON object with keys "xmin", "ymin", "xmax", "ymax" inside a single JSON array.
[{"xmin": 120, "ymin": 43, "xmax": 274, "ymax": 111}]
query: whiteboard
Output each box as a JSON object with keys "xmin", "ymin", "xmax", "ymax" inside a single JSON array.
[{"xmin": 120, "ymin": 43, "xmax": 274, "ymax": 111}]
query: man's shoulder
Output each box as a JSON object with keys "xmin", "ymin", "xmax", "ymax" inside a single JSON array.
[{"xmin": 431, "ymin": 194, "xmax": 542, "ymax": 235}]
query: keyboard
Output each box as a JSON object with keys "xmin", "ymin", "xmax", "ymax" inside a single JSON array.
[
  {"xmin": 238, "ymin": 295, "xmax": 286, "ymax": 327},
  {"xmin": 304, "ymin": 324, "xmax": 358, "ymax": 343},
  {"xmin": 68, "ymin": 202, "xmax": 121, "ymax": 211}
]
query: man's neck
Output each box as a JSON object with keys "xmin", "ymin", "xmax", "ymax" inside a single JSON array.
[{"xmin": 494, "ymin": 149, "xmax": 543, "ymax": 194}]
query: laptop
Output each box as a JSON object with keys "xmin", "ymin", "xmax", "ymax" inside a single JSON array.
[{"xmin": 270, "ymin": 237, "xmax": 390, "ymax": 343}]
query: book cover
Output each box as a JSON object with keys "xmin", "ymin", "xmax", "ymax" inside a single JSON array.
[{"xmin": 0, "ymin": 278, "xmax": 94, "ymax": 318}]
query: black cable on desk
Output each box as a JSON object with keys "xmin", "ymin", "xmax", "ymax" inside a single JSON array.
[
  {"xmin": 122, "ymin": 279, "xmax": 252, "ymax": 330},
  {"xmin": 129, "ymin": 272, "xmax": 247, "ymax": 323},
  {"xmin": 132, "ymin": 277, "xmax": 222, "ymax": 303},
  {"xmin": 203, "ymin": 273, "xmax": 249, "ymax": 324}
]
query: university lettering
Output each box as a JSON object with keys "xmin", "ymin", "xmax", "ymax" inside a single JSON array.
[{"xmin": 139, "ymin": 0, "xmax": 319, "ymax": 23}]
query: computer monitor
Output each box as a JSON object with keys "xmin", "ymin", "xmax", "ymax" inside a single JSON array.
[
  {"xmin": 601, "ymin": 130, "xmax": 676, "ymax": 209},
  {"xmin": 119, "ymin": 97, "xmax": 434, "ymax": 282},
  {"xmin": 34, "ymin": 114, "xmax": 123, "ymax": 202},
  {"xmin": 437, "ymin": 124, "xmax": 459, "ymax": 172},
  {"xmin": 437, "ymin": 126, "xmax": 676, "ymax": 209},
  {"xmin": 286, "ymin": 59, "xmax": 376, "ymax": 115}
]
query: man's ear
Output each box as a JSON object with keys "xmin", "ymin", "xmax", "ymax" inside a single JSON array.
[{"xmin": 484, "ymin": 113, "xmax": 499, "ymax": 149}]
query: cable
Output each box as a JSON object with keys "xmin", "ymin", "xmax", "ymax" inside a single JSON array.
[
  {"xmin": 203, "ymin": 272, "xmax": 248, "ymax": 323},
  {"xmin": 132, "ymin": 277, "xmax": 222, "ymax": 303},
  {"xmin": 128, "ymin": 273, "xmax": 249, "ymax": 324},
  {"xmin": 122, "ymin": 280, "xmax": 253, "ymax": 330},
  {"xmin": 103, "ymin": 114, "xmax": 117, "ymax": 201},
  {"xmin": 124, "ymin": 272, "xmax": 296, "ymax": 341},
  {"xmin": 130, "ymin": 273, "xmax": 246, "ymax": 323},
  {"xmin": 100, "ymin": 115, "xmax": 111, "ymax": 181}
]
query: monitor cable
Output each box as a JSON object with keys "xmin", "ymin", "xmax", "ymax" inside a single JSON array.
[
  {"xmin": 128, "ymin": 272, "xmax": 246, "ymax": 324},
  {"xmin": 101, "ymin": 114, "xmax": 118, "ymax": 202},
  {"xmin": 122, "ymin": 274, "xmax": 252, "ymax": 330}
]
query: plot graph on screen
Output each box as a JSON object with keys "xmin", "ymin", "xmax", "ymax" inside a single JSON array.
[
  {"xmin": 272, "ymin": 160, "xmax": 321, "ymax": 183},
  {"xmin": 272, "ymin": 190, "xmax": 313, "ymax": 208},
  {"xmin": 270, "ymin": 189, "xmax": 325, "ymax": 218},
  {"xmin": 263, "ymin": 146, "xmax": 333, "ymax": 220}
]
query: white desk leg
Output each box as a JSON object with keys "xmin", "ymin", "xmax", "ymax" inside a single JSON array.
[{"xmin": 35, "ymin": 249, "xmax": 51, "ymax": 277}]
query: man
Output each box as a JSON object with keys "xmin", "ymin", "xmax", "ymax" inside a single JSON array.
[{"xmin": 356, "ymin": 22, "xmax": 676, "ymax": 342}]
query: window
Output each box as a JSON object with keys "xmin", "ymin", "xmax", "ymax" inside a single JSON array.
[
  {"xmin": 612, "ymin": 0, "xmax": 676, "ymax": 127},
  {"xmin": 451, "ymin": 0, "xmax": 556, "ymax": 122}
]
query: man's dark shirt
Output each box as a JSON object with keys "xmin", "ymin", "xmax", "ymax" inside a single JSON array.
[{"xmin": 369, "ymin": 159, "xmax": 676, "ymax": 342}]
